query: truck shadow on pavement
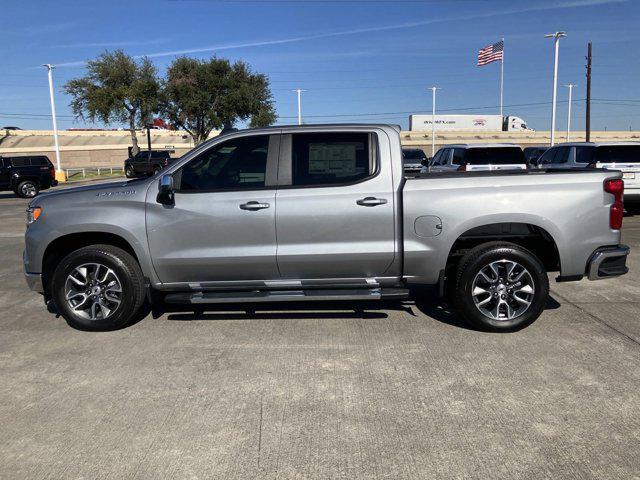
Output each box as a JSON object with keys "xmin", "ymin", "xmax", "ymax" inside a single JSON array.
[
  {"xmin": 414, "ymin": 293, "xmax": 561, "ymax": 331},
  {"xmin": 159, "ymin": 292, "xmax": 561, "ymax": 331}
]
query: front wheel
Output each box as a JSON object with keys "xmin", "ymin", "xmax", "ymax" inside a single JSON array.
[
  {"xmin": 51, "ymin": 245, "xmax": 146, "ymax": 331},
  {"xmin": 124, "ymin": 166, "xmax": 135, "ymax": 178},
  {"xmin": 454, "ymin": 242, "xmax": 549, "ymax": 332}
]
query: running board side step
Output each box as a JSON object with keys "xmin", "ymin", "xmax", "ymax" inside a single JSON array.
[{"xmin": 164, "ymin": 288, "xmax": 409, "ymax": 305}]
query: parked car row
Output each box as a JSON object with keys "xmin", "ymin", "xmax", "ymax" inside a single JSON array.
[{"xmin": 402, "ymin": 142, "xmax": 640, "ymax": 203}]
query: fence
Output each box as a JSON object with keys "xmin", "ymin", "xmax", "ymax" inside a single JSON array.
[{"xmin": 65, "ymin": 166, "xmax": 124, "ymax": 180}]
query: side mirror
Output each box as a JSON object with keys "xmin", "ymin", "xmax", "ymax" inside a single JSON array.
[{"xmin": 157, "ymin": 174, "xmax": 174, "ymax": 205}]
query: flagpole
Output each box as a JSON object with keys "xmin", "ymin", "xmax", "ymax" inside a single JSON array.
[{"xmin": 500, "ymin": 38, "xmax": 504, "ymax": 118}]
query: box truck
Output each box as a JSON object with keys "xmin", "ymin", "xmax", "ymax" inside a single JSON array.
[{"xmin": 409, "ymin": 114, "xmax": 532, "ymax": 132}]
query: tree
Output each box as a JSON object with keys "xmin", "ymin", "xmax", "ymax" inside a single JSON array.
[
  {"xmin": 161, "ymin": 57, "xmax": 276, "ymax": 144},
  {"xmin": 64, "ymin": 50, "xmax": 161, "ymax": 155}
]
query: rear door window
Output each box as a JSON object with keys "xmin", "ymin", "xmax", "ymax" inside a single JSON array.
[
  {"xmin": 575, "ymin": 146, "xmax": 594, "ymax": 164},
  {"xmin": 290, "ymin": 132, "xmax": 374, "ymax": 186},
  {"xmin": 595, "ymin": 145, "xmax": 640, "ymax": 163},
  {"xmin": 9, "ymin": 157, "xmax": 29, "ymax": 167},
  {"xmin": 464, "ymin": 147, "xmax": 526, "ymax": 165}
]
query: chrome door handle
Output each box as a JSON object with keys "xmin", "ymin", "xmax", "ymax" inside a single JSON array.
[
  {"xmin": 239, "ymin": 201, "xmax": 270, "ymax": 211},
  {"xmin": 356, "ymin": 197, "xmax": 387, "ymax": 207}
]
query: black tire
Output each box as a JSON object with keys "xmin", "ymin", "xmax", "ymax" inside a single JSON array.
[
  {"xmin": 51, "ymin": 244, "xmax": 146, "ymax": 331},
  {"xmin": 124, "ymin": 166, "xmax": 135, "ymax": 178},
  {"xmin": 152, "ymin": 165, "xmax": 162, "ymax": 176},
  {"xmin": 454, "ymin": 242, "xmax": 549, "ymax": 332},
  {"xmin": 16, "ymin": 180, "xmax": 39, "ymax": 198}
]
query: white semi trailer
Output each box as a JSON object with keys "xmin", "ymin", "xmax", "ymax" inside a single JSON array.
[{"xmin": 409, "ymin": 114, "xmax": 532, "ymax": 132}]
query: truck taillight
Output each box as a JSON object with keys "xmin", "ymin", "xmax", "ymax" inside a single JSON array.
[
  {"xmin": 604, "ymin": 178, "xmax": 624, "ymax": 230},
  {"xmin": 457, "ymin": 163, "xmax": 467, "ymax": 172},
  {"xmin": 49, "ymin": 165, "xmax": 55, "ymax": 179}
]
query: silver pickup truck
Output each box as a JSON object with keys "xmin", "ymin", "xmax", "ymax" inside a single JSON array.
[{"xmin": 24, "ymin": 124, "xmax": 629, "ymax": 332}]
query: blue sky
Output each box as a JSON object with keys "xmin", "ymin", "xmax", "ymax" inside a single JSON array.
[{"xmin": 1, "ymin": 0, "xmax": 638, "ymax": 131}]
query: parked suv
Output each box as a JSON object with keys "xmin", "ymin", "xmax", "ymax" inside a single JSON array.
[
  {"xmin": 424, "ymin": 144, "xmax": 527, "ymax": 173},
  {"xmin": 0, "ymin": 155, "xmax": 56, "ymax": 198},
  {"xmin": 538, "ymin": 142, "xmax": 640, "ymax": 202},
  {"xmin": 124, "ymin": 150, "xmax": 175, "ymax": 178},
  {"xmin": 402, "ymin": 148, "xmax": 428, "ymax": 174}
]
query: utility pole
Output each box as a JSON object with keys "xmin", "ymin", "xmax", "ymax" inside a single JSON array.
[
  {"xmin": 292, "ymin": 89, "xmax": 306, "ymax": 125},
  {"xmin": 545, "ymin": 32, "xmax": 566, "ymax": 146},
  {"xmin": 43, "ymin": 64, "xmax": 65, "ymax": 182},
  {"xmin": 429, "ymin": 86, "xmax": 439, "ymax": 157},
  {"xmin": 563, "ymin": 84, "xmax": 576, "ymax": 141},
  {"xmin": 585, "ymin": 42, "xmax": 592, "ymax": 142}
]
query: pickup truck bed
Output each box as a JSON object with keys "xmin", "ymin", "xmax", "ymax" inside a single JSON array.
[{"xmin": 24, "ymin": 124, "xmax": 629, "ymax": 332}]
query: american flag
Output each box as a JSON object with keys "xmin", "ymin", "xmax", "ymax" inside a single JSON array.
[{"xmin": 477, "ymin": 41, "xmax": 503, "ymax": 66}]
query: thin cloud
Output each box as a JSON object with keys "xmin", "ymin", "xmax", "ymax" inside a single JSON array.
[
  {"xmin": 51, "ymin": 39, "xmax": 168, "ymax": 49},
  {"xmin": 55, "ymin": 0, "xmax": 626, "ymax": 67}
]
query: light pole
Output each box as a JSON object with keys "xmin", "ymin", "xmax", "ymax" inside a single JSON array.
[
  {"xmin": 563, "ymin": 84, "xmax": 576, "ymax": 141},
  {"xmin": 429, "ymin": 86, "xmax": 440, "ymax": 157},
  {"xmin": 43, "ymin": 64, "xmax": 64, "ymax": 182},
  {"xmin": 545, "ymin": 31, "xmax": 566, "ymax": 146},
  {"xmin": 292, "ymin": 89, "xmax": 306, "ymax": 125}
]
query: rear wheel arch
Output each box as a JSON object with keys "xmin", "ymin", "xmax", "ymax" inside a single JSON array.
[{"xmin": 443, "ymin": 222, "xmax": 561, "ymax": 288}]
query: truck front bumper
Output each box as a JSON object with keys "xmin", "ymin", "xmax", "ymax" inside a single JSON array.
[{"xmin": 587, "ymin": 245, "xmax": 630, "ymax": 280}]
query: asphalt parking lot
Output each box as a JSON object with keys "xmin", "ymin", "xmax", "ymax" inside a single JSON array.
[{"xmin": 1, "ymin": 183, "xmax": 639, "ymax": 479}]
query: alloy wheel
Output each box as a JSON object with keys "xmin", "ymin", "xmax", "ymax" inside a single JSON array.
[
  {"xmin": 471, "ymin": 259, "xmax": 535, "ymax": 321},
  {"xmin": 64, "ymin": 263, "xmax": 123, "ymax": 320}
]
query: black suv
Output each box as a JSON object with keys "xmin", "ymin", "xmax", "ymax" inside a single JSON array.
[
  {"xmin": 124, "ymin": 150, "xmax": 175, "ymax": 178},
  {"xmin": 0, "ymin": 155, "xmax": 57, "ymax": 198}
]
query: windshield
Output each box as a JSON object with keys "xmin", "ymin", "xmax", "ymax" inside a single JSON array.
[
  {"xmin": 595, "ymin": 146, "xmax": 640, "ymax": 163},
  {"xmin": 464, "ymin": 147, "xmax": 526, "ymax": 165},
  {"xmin": 403, "ymin": 150, "xmax": 426, "ymax": 163}
]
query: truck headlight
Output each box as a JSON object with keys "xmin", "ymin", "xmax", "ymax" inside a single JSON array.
[{"xmin": 26, "ymin": 206, "xmax": 42, "ymax": 224}]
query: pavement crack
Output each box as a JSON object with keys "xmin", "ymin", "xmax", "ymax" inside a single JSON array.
[
  {"xmin": 552, "ymin": 290, "xmax": 640, "ymax": 347},
  {"xmin": 257, "ymin": 396, "xmax": 263, "ymax": 468}
]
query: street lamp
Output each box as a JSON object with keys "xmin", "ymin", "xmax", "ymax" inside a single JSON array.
[
  {"xmin": 429, "ymin": 86, "xmax": 440, "ymax": 157},
  {"xmin": 563, "ymin": 84, "xmax": 576, "ymax": 141},
  {"xmin": 43, "ymin": 64, "xmax": 65, "ymax": 182},
  {"xmin": 292, "ymin": 89, "xmax": 307, "ymax": 125},
  {"xmin": 545, "ymin": 31, "xmax": 566, "ymax": 146}
]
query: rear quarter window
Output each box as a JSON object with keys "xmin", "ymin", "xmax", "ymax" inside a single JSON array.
[
  {"xmin": 30, "ymin": 157, "xmax": 50, "ymax": 166},
  {"xmin": 464, "ymin": 147, "xmax": 526, "ymax": 165}
]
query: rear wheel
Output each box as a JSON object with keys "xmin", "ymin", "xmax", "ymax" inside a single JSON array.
[
  {"xmin": 454, "ymin": 242, "xmax": 549, "ymax": 331},
  {"xmin": 51, "ymin": 245, "xmax": 146, "ymax": 331},
  {"xmin": 16, "ymin": 180, "xmax": 39, "ymax": 198}
]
